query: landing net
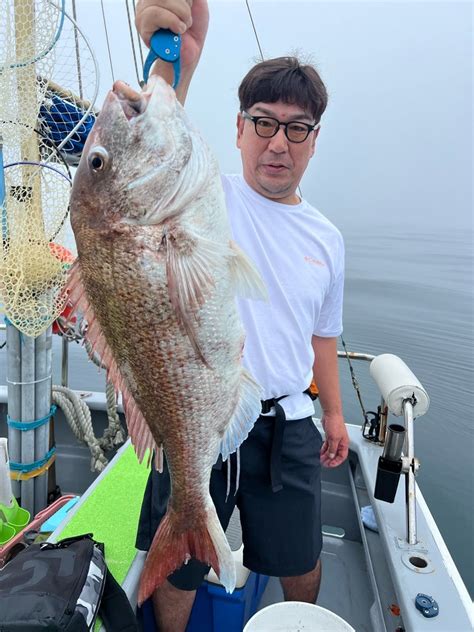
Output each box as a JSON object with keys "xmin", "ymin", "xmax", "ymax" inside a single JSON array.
[{"xmin": 0, "ymin": 0, "xmax": 98, "ymax": 337}]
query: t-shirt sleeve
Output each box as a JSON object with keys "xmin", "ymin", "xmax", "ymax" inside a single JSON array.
[{"xmin": 314, "ymin": 232, "xmax": 345, "ymax": 337}]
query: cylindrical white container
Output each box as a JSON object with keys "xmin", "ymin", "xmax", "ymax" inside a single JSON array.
[{"xmin": 244, "ymin": 602, "xmax": 355, "ymax": 632}]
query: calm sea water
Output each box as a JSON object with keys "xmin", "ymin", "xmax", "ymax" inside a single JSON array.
[{"xmin": 1, "ymin": 224, "xmax": 473, "ymax": 597}]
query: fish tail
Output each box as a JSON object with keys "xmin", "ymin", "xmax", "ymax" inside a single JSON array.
[{"xmin": 137, "ymin": 504, "xmax": 236, "ymax": 605}]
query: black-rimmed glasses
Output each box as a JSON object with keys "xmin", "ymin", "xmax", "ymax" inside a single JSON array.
[{"xmin": 241, "ymin": 111, "xmax": 320, "ymax": 143}]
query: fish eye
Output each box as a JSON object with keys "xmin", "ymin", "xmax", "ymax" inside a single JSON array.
[{"xmin": 88, "ymin": 147, "xmax": 110, "ymax": 172}]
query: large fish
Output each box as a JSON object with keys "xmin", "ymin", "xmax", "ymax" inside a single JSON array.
[{"xmin": 66, "ymin": 76, "xmax": 265, "ymax": 604}]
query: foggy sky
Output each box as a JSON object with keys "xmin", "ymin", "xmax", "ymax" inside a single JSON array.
[{"xmin": 73, "ymin": 1, "xmax": 472, "ymax": 233}]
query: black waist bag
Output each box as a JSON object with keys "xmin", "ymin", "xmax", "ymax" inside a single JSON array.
[{"xmin": 0, "ymin": 533, "xmax": 138, "ymax": 632}]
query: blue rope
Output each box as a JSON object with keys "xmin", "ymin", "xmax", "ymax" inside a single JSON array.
[
  {"xmin": 39, "ymin": 97, "xmax": 96, "ymax": 155},
  {"xmin": 7, "ymin": 405, "xmax": 57, "ymax": 431},
  {"xmin": 9, "ymin": 447, "xmax": 57, "ymax": 473}
]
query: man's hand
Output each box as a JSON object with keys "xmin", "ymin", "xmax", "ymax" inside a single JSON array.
[
  {"xmin": 135, "ymin": 0, "xmax": 209, "ymax": 71},
  {"xmin": 320, "ymin": 412, "xmax": 349, "ymax": 468}
]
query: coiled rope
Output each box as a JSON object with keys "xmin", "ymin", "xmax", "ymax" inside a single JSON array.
[
  {"xmin": 49, "ymin": 315, "xmax": 125, "ymax": 471},
  {"xmin": 83, "ymin": 338, "xmax": 125, "ymax": 451},
  {"xmin": 52, "ymin": 385, "xmax": 108, "ymax": 471}
]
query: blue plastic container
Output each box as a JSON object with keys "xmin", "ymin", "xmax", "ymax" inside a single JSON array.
[
  {"xmin": 139, "ymin": 572, "xmax": 269, "ymax": 632},
  {"xmin": 187, "ymin": 572, "xmax": 269, "ymax": 632}
]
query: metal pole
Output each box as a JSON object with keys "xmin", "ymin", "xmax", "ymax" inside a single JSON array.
[
  {"xmin": 46, "ymin": 328, "xmax": 57, "ymax": 501},
  {"xmin": 34, "ymin": 328, "xmax": 51, "ymax": 513},
  {"xmin": 378, "ymin": 397, "xmax": 388, "ymax": 444},
  {"xmin": 0, "ymin": 140, "xmax": 19, "ymax": 501},
  {"xmin": 3, "ymin": 138, "xmax": 20, "ymax": 501},
  {"xmin": 404, "ymin": 400, "xmax": 417, "ymax": 545},
  {"xmin": 61, "ymin": 335, "xmax": 69, "ymax": 387},
  {"xmin": 6, "ymin": 323, "xmax": 21, "ymax": 499},
  {"xmin": 0, "ymin": 136, "xmax": 7, "ymax": 246},
  {"xmin": 20, "ymin": 333, "xmax": 35, "ymax": 514}
]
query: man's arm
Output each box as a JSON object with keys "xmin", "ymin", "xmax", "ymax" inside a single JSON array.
[
  {"xmin": 135, "ymin": 0, "xmax": 209, "ymax": 105},
  {"xmin": 312, "ymin": 335, "xmax": 349, "ymax": 468}
]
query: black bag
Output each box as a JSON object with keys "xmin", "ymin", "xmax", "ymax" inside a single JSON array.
[{"xmin": 0, "ymin": 533, "xmax": 138, "ymax": 632}]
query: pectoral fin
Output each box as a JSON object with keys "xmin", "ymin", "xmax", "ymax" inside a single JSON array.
[
  {"xmin": 220, "ymin": 368, "xmax": 262, "ymax": 461},
  {"xmin": 165, "ymin": 233, "xmax": 227, "ymax": 367},
  {"xmin": 229, "ymin": 240, "xmax": 267, "ymax": 301}
]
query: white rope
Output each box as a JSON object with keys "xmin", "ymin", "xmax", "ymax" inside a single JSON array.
[
  {"xmin": 83, "ymin": 339, "xmax": 125, "ymax": 450},
  {"xmin": 101, "ymin": 379, "xmax": 126, "ymax": 450},
  {"xmin": 52, "ymin": 385, "xmax": 108, "ymax": 472}
]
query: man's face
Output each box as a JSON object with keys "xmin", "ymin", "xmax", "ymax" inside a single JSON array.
[{"xmin": 236, "ymin": 100, "xmax": 319, "ymax": 205}]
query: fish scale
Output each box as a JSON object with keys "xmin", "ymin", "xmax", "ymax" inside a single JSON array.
[{"xmin": 66, "ymin": 75, "xmax": 267, "ymax": 604}]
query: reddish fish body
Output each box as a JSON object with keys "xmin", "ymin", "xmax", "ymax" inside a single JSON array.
[{"xmin": 67, "ymin": 77, "xmax": 265, "ymax": 604}]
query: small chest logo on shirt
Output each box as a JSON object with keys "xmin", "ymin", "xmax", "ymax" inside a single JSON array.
[{"xmin": 304, "ymin": 256, "xmax": 325, "ymax": 267}]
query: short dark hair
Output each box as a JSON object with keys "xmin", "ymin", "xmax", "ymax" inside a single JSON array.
[{"xmin": 238, "ymin": 56, "xmax": 328, "ymax": 123}]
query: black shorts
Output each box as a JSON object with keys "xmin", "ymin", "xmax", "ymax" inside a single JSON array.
[{"xmin": 135, "ymin": 414, "xmax": 323, "ymax": 591}]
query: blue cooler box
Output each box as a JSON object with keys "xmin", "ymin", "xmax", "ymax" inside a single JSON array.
[
  {"xmin": 187, "ymin": 571, "xmax": 269, "ymax": 632},
  {"xmin": 139, "ymin": 570, "xmax": 269, "ymax": 632}
]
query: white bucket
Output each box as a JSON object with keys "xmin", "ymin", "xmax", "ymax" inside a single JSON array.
[{"xmin": 243, "ymin": 602, "xmax": 355, "ymax": 632}]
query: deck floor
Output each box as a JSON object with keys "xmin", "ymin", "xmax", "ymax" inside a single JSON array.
[{"xmin": 258, "ymin": 535, "xmax": 374, "ymax": 632}]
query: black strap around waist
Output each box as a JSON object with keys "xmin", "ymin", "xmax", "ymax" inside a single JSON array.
[
  {"xmin": 261, "ymin": 395, "xmax": 287, "ymax": 493},
  {"xmin": 262, "ymin": 388, "xmax": 317, "ymax": 494}
]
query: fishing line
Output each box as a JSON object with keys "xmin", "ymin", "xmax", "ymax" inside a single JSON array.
[
  {"xmin": 71, "ymin": 0, "xmax": 84, "ymax": 100},
  {"xmin": 244, "ymin": 1, "xmax": 303, "ymax": 200},
  {"xmin": 245, "ymin": 0, "xmax": 264, "ymax": 62},
  {"xmin": 244, "ymin": 3, "xmax": 367, "ymax": 425},
  {"xmin": 132, "ymin": 0, "xmax": 146, "ymax": 67},
  {"xmin": 100, "ymin": 0, "xmax": 115, "ymax": 82},
  {"xmin": 125, "ymin": 0, "xmax": 143, "ymax": 86},
  {"xmin": 46, "ymin": 0, "xmax": 100, "ymax": 155},
  {"xmin": 340, "ymin": 335, "xmax": 371, "ymax": 427}
]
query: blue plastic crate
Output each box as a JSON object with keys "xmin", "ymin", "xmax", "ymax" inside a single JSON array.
[{"xmin": 139, "ymin": 572, "xmax": 269, "ymax": 632}]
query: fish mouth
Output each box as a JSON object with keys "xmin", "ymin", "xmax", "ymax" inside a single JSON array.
[
  {"xmin": 110, "ymin": 76, "xmax": 176, "ymax": 123},
  {"xmin": 112, "ymin": 80, "xmax": 149, "ymax": 120}
]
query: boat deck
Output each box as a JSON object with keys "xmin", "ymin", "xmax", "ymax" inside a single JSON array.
[
  {"xmin": 2, "ymin": 402, "xmax": 472, "ymax": 631},
  {"xmin": 260, "ymin": 535, "xmax": 375, "ymax": 631}
]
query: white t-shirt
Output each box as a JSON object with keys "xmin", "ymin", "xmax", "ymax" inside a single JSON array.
[{"xmin": 222, "ymin": 174, "xmax": 345, "ymax": 420}]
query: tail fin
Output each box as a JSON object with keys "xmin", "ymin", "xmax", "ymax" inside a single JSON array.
[{"xmin": 137, "ymin": 503, "xmax": 236, "ymax": 605}]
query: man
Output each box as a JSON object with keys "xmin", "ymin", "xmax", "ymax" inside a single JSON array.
[{"xmin": 134, "ymin": 1, "xmax": 350, "ymax": 630}]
